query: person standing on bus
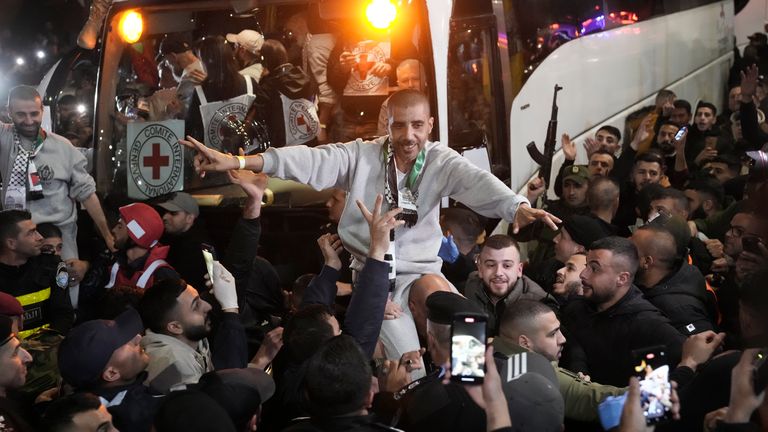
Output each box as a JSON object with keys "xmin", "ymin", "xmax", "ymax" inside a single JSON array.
[
  {"xmin": 226, "ymin": 29, "xmax": 265, "ymax": 83},
  {"xmin": 158, "ymin": 36, "xmax": 206, "ymax": 115},
  {"xmin": 0, "ymin": 86, "xmax": 114, "ymax": 269},
  {"xmin": 181, "ymin": 89, "xmax": 561, "ymax": 359},
  {"xmin": 243, "ymin": 39, "xmax": 320, "ymax": 148}
]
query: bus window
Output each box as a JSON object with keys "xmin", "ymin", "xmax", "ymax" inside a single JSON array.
[
  {"xmin": 52, "ymin": 59, "xmax": 98, "ymax": 152},
  {"xmin": 446, "ymin": 19, "xmax": 507, "ymax": 163}
]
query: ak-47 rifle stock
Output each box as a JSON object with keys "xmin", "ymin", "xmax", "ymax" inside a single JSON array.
[{"xmin": 526, "ymin": 84, "xmax": 563, "ymax": 195}]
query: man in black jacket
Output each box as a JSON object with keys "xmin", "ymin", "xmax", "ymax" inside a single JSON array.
[
  {"xmin": 0, "ymin": 210, "xmax": 73, "ymax": 338},
  {"xmin": 561, "ymin": 236, "xmax": 685, "ymax": 387},
  {"xmin": 158, "ymin": 192, "xmax": 211, "ymax": 292},
  {"xmin": 631, "ymin": 224, "xmax": 716, "ymax": 336}
]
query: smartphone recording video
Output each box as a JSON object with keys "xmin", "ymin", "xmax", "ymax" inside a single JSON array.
[
  {"xmin": 201, "ymin": 243, "xmax": 217, "ymax": 283},
  {"xmin": 450, "ymin": 313, "xmax": 487, "ymax": 384},
  {"xmin": 633, "ymin": 346, "xmax": 672, "ymax": 425}
]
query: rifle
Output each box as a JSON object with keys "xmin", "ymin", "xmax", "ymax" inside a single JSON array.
[{"xmin": 526, "ymin": 84, "xmax": 563, "ymax": 202}]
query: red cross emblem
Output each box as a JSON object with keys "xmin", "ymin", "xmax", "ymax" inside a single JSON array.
[
  {"xmin": 143, "ymin": 143, "xmax": 170, "ymax": 180},
  {"xmin": 357, "ymin": 53, "xmax": 373, "ymax": 80},
  {"xmin": 296, "ymin": 113, "xmax": 309, "ymax": 133}
]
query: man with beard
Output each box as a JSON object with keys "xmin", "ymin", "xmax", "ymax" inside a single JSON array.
[
  {"xmin": 464, "ymin": 234, "xmax": 552, "ymax": 336},
  {"xmin": 57, "ymin": 309, "xmax": 158, "ymax": 432},
  {"xmin": 561, "ymin": 237, "xmax": 685, "ymax": 386},
  {"xmin": 0, "ymin": 86, "xmax": 113, "ymax": 306},
  {"xmin": 181, "ymin": 89, "xmax": 559, "ymax": 359},
  {"xmin": 158, "ymin": 192, "xmax": 211, "ymax": 292},
  {"xmin": 685, "ymin": 102, "xmax": 733, "ymax": 169},
  {"xmin": 106, "ymin": 203, "xmax": 179, "ymax": 291},
  {"xmin": 685, "ymin": 178, "xmax": 725, "ymax": 220},
  {"xmin": 137, "ymin": 273, "xmax": 248, "ymax": 393},
  {"xmin": 552, "ymin": 252, "xmax": 586, "ymax": 305},
  {"xmin": 158, "ymin": 36, "xmax": 206, "ymax": 114}
]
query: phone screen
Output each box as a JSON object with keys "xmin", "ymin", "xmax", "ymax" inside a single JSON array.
[
  {"xmin": 201, "ymin": 243, "xmax": 216, "ymax": 283},
  {"xmin": 674, "ymin": 126, "xmax": 687, "ymax": 141},
  {"xmin": 450, "ymin": 314, "xmax": 487, "ymax": 384},
  {"xmin": 633, "ymin": 346, "xmax": 672, "ymax": 424}
]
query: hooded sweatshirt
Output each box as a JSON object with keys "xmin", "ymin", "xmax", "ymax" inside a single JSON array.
[
  {"xmin": 639, "ymin": 262, "xmax": 715, "ymax": 336},
  {"xmin": 561, "ymin": 286, "xmax": 686, "ymax": 387}
]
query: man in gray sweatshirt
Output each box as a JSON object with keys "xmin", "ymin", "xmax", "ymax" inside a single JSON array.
[{"xmin": 181, "ymin": 89, "xmax": 560, "ymax": 358}]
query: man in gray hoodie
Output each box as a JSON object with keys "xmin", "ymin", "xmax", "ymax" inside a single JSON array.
[{"xmin": 181, "ymin": 89, "xmax": 560, "ymax": 359}]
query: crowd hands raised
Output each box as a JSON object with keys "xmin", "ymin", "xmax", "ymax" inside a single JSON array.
[{"xmin": 4, "ymin": 34, "xmax": 768, "ymax": 432}]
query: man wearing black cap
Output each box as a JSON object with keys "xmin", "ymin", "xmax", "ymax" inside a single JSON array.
[
  {"xmin": 464, "ymin": 235, "xmax": 552, "ymax": 336},
  {"xmin": 195, "ymin": 368, "xmax": 275, "ymax": 431},
  {"xmin": 377, "ymin": 291, "xmax": 486, "ymax": 432},
  {"xmin": 561, "ymin": 237, "xmax": 685, "ymax": 386},
  {"xmin": 553, "ymin": 214, "xmax": 613, "ymax": 265},
  {"xmin": 158, "ymin": 35, "xmax": 205, "ymax": 113},
  {"xmin": 57, "ymin": 308, "xmax": 159, "ymax": 432},
  {"xmin": 158, "ymin": 192, "xmax": 211, "ymax": 291},
  {"xmin": 0, "ymin": 315, "xmax": 34, "ymax": 432}
]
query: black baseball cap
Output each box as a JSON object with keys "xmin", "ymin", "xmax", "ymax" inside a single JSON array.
[
  {"xmin": 158, "ymin": 35, "xmax": 192, "ymax": 56},
  {"xmin": 58, "ymin": 308, "xmax": 144, "ymax": 389},
  {"xmin": 194, "ymin": 368, "xmax": 276, "ymax": 429},
  {"xmin": 426, "ymin": 291, "xmax": 485, "ymax": 325}
]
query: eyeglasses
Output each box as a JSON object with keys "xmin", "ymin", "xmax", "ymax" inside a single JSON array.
[{"xmin": 726, "ymin": 226, "xmax": 746, "ymax": 238}]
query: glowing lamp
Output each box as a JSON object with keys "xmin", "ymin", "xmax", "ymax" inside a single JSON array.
[
  {"xmin": 366, "ymin": 0, "xmax": 397, "ymax": 30},
  {"xmin": 119, "ymin": 10, "xmax": 143, "ymax": 43}
]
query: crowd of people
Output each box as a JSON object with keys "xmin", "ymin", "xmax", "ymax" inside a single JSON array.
[{"xmin": 3, "ymin": 3, "xmax": 768, "ymax": 431}]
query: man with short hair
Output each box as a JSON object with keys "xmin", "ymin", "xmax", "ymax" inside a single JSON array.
[
  {"xmin": 561, "ymin": 236, "xmax": 685, "ymax": 386},
  {"xmin": 0, "ymin": 315, "xmax": 34, "ymax": 432},
  {"xmin": 182, "ymin": 89, "xmax": 559, "ymax": 359},
  {"xmin": 587, "ymin": 176, "xmax": 620, "ymax": 232},
  {"xmin": 0, "ymin": 86, "xmax": 113, "ymax": 301},
  {"xmin": 670, "ymin": 99, "xmax": 692, "ymax": 127},
  {"xmin": 42, "ymin": 392, "xmax": 119, "ymax": 432},
  {"xmin": 702, "ymin": 155, "xmax": 742, "ymax": 185},
  {"xmin": 464, "ymin": 234, "xmax": 551, "ymax": 335},
  {"xmin": 648, "ymin": 186, "xmax": 690, "ymax": 220},
  {"xmin": 158, "ymin": 192, "xmax": 211, "ymax": 292},
  {"xmin": 494, "ymin": 299, "xmax": 625, "ymax": 422},
  {"xmin": 138, "ymin": 272, "xmax": 247, "ymax": 393},
  {"xmin": 0, "ymin": 210, "xmax": 73, "ymax": 338},
  {"xmin": 686, "ymin": 102, "xmax": 732, "ymax": 168},
  {"xmin": 631, "ymin": 225, "xmax": 715, "ymax": 335},
  {"xmin": 587, "ymin": 150, "xmax": 615, "ymax": 177},
  {"xmin": 612, "ymin": 150, "xmax": 666, "ymax": 235},
  {"xmin": 56, "ymin": 308, "xmax": 156, "ymax": 432},
  {"xmin": 226, "ymin": 29, "xmax": 265, "ymax": 82},
  {"xmin": 685, "ymin": 178, "xmax": 725, "ymax": 220},
  {"xmin": 407, "ymin": 273, "xmax": 451, "ymax": 341}
]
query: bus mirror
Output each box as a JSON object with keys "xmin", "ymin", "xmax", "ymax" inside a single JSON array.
[
  {"xmin": 366, "ymin": 0, "xmax": 397, "ymax": 30},
  {"xmin": 118, "ymin": 10, "xmax": 143, "ymax": 44}
]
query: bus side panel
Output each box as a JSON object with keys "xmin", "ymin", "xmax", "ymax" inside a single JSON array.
[
  {"xmin": 508, "ymin": 1, "xmax": 733, "ymax": 192},
  {"xmin": 426, "ymin": 0, "xmax": 452, "ymax": 143}
]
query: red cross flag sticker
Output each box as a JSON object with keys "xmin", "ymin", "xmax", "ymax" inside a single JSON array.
[{"xmin": 127, "ymin": 120, "xmax": 185, "ymax": 199}]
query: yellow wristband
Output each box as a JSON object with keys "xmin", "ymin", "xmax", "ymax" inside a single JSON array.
[{"xmin": 237, "ymin": 155, "xmax": 246, "ymax": 170}]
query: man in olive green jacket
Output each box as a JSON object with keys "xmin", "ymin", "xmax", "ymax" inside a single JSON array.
[{"xmin": 493, "ymin": 299, "xmax": 625, "ymax": 422}]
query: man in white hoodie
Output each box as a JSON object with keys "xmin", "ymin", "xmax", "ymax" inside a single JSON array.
[{"xmin": 181, "ymin": 89, "xmax": 560, "ymax": 358}]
